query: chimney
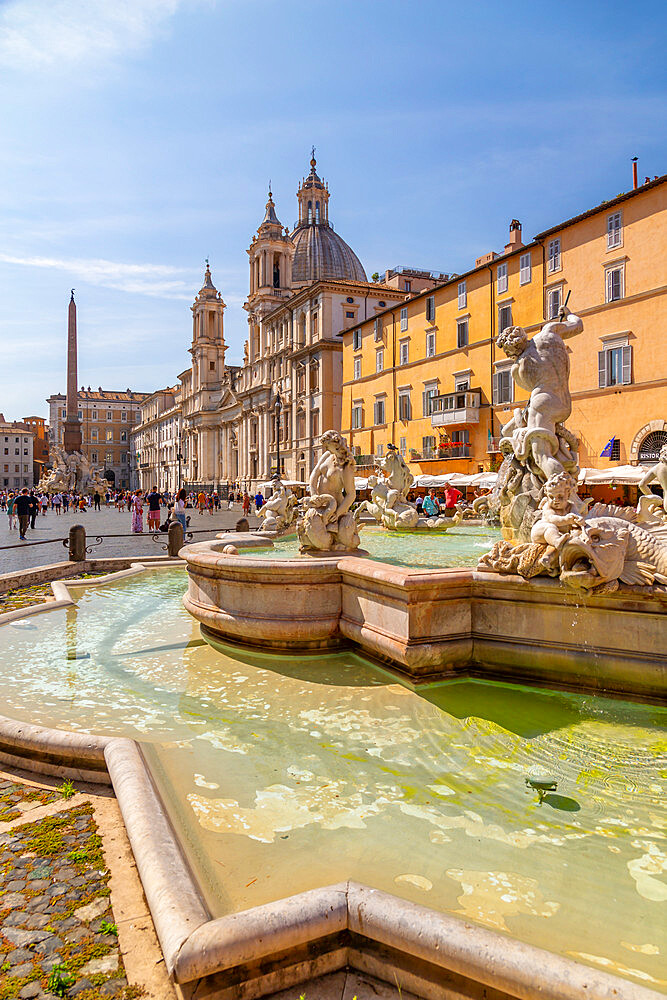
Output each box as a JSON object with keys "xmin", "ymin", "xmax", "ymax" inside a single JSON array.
[
  {"xmin": 632, "ymin": 157, "xmax": 638, "ymax": 190},
  {"xmin": 504, "ymin": 219, "xmax": 523, "ymax": 253}
]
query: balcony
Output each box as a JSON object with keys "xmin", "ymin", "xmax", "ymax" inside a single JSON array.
[
  {"xmin": 431, "ymin": 391, "xmax": 480, "ymax": 427},
  {"xmin": 410, "ymin": 446, "xmax": 471, "ymax": 461},
  {"xmin": 487, "ymin": 437, "xmax": 501, "ymax": 453},
  {"xmin": 354, "ymin": 454, "xmax": 380, "ymax": 469}
]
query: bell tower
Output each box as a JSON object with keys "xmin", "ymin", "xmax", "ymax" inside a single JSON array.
[
  {"xmin": 245, "ymin": 187, "xmax": 294, "ymax": 363},
  {"xmin": 190, "ymin": 262, "xmax": 226, "ymax": 393}
]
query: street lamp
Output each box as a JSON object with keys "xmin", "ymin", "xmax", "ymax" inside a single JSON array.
[
  {"xmin": 177, "ymin": 437, "xmax": 183, "ymax": 492},
  {"xmin": 274, "ymin": 391, "xmax": 282, "ymax": 478}
]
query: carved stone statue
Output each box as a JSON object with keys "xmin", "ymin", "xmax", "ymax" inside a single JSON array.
[
  {"xmin": 297, "ymin": 430, "xmax": 360, "ymax": 553},
  {"xmin": 37, "ymin": 445, "xmax": 108, "ymax": 495},
  {"xmin": 637, "ymin": 444, "xmax": 667, "ymax": 521},
  {"xmin": 256, "ymin": 478, "xmax": 298, "ymax": 536},
  {"xmin": 354, "ymin": 446, "xmax": 449, "ymax": 531}
]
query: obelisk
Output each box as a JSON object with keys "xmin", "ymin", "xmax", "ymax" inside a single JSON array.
[{"xmin": 62, "ymin": 290, "xmax": 82, "ymax": 453}]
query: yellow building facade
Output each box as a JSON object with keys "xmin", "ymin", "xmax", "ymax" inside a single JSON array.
[{"xmin": 341, "ymin": 175, "xmax": 666, "ymax": 477}]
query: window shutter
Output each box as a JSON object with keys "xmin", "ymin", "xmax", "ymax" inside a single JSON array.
[
  {"xmin": 598, "ymin": 351, "xmax": 607, "ymax": 388},
  {"xmin": 622, "ymin": 345, "xmax": 632, "ymax": 384},
  {"xmin": 492, "ymin": 372, "xmax": 499, "ymax": 403},
  {"xmin": 606, "ymin": 270, "xmax": 613, "ymax": 302}
]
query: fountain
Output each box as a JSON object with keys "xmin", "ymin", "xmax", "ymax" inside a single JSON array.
[{"xmin": 0, "ymin": 305, "xmax": 665, "ymax": 999}]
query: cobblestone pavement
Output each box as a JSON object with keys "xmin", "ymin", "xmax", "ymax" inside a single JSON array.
[
  {"xmin": 0, "ymin": 506, "xmax": 259, "ymax": 575},
  {"xmin": 0, "ymin": 772, "xmax": 174, "ymax": 1000}
]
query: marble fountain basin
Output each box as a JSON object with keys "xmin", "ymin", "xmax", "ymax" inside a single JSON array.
[{"xmin": 0, "ymin": 563, "xmax": 665, "ymax": 1000}]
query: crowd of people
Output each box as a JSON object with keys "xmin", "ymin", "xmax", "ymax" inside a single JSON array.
[{"xmin": 0, "ymin": 486, "xmax": 257, "ymax": 540}]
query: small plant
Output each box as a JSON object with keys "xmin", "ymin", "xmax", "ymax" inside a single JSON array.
[
  {"xmin": 58, "ymin": 779, "xmax": 76, "ymax": 800},
  {"xmin": 100, "ymin": 920, "xmax": 118, "ymax": 936},
  {"xmin": 47, "ymin": 964, "xmax": 75, "ymax": 997},
  {"xmin": 67, "ymin": 848, "xmax": 89, "ymax": 862}
]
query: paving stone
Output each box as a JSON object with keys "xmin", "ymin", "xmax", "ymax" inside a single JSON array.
[
  {"xmin": 70, "ymin": 980, "xmax": 93, "ymax": 997},
  {"xmin": 25, "ymin": 913, "xmax": 52, "ymax": 929},
  {"xmin": 4, "ymin": 909, "xmax": 29, "ymax": 925},
  {"xmin": 99, "ymin": 980, "xmax": 127, "ymax": 996},
  {"xmin": 73, "ymin": 896, "xmax": 109, "ymax": 922},
  {"xmin": 80, "ymin": 953, "xmax": 119, "ymax": 975},
  {"xmin": 3, "ymin": 927, "xmax": 51, "ymax": 947},
  {"xmin": 19, "ymin": 984, "xmax": 41, "ymax": 999},
  {"xmin": 41, "ymin": 953, "xmax": 63, "ymax": 972},
  {"xmin": 1, "ymin": 891, "xmax": 26, "ymax": 907},
  {"xmin": 7, "ymin": 947, "xmax": 34, "ymax": 965},
  {"xmin": 6, "ymin": 879, "xmax": 27, "ymax": 891},
  {"xmin": 33, "ymin": 935, "xmax": 63, "ymax": 955},
  {"xmin": 9, "ymin": 961, "xmax": 35, "ymax": 977}
]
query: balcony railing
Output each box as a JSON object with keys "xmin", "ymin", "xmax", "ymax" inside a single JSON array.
[
  {"xmin": 431, "ymin": 391, "xmax": 481, "ymax": 427},
  {"xmin": 354, "ymin": 454, "xmax": 380, "ymax": 468},
  {"xmin": 410, "ymin": 445, "xmax": 471, "ymax": 461}
]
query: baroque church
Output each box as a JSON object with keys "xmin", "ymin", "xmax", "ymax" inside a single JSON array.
[{"xmin": 133, "ymin": 154, "xmax": 406, "ymax": 491}]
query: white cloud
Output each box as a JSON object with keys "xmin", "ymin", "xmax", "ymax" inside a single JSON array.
[
  {"xmin": 0, "ymin": 0, "xmax": 186, "ymax": 72},
  {"xmin": 0, "ymin": 252, "xmax": 197, "ymax": 299}
]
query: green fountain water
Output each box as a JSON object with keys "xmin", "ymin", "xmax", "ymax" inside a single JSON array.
[{"xmin": 1, "ymin": 567, "xmax": 665, "ymax": 993}]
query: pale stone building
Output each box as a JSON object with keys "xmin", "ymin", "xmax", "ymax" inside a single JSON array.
[
  {"xmin": 0, "ymin": 417, "xmax": 35, "ymax": 490},
  {"xmin": 130, "ymin": 387, "xmax": 182, "ymax": 493}
]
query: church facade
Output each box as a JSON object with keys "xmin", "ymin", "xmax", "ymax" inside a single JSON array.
[{"xmin": 133, "ymin": 154, "xmax": 406, "ymax": 492}]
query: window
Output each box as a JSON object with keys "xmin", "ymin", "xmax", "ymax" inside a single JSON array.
[
  {"xmin": 374, "ymin": 318, "xmax": 382, "ymax": 341},
  {"xmin": 607, "ymin": 212, "xmax": 622, "ymax": 249},
  {"xmin": 351, "ymin": 404, "xmax": 362, "ymax": 429},
  {"xmin": 105, "ymin": 452, "xmax": 113, "ymax": 463},
  {"xmin": 62, "ymin": 409, "xmax": 66, "ymax": 418},
  {"xmin": 121, "ymin": 411, "xmax": 127, "ymax": 421},
  {"xmin": 346, "ymin": 311, "xmax": 355, "ymax": 319},
  {"xmin": 311, "ymin": 411, "xmax": 319, "ymax": 438},
  {"xmin": 422, "ymin": 436, "xmax": 436, "ymax": 454},
  {"xmin": 426, "ymin": 331, "xmax": 436, "ymax": 357},
  {"xmin": 376, "ymin": 349, "xmax": 384, "ymax": 373},
  {"xmin": 608, "ymin": 438, "xmax": 621, "ymax": 460},
  {"xmin": 91, "ymin": 429, "xmax": 98, "ymax": 442},
  {"xmin": 547, "ymin": 238, "xmax": 561, "ymax": 273},
  {"xmin": 497, "ymin": 262, "xmax": 508, "ymax": 294},
  {"xmin": 457, "ymin": 319, "xmax": 468, "ymax": 348},
  {"xmin": 598, "ymin": 344, "xmax": 632, "ymax": 387},
  {"xmin": 91, "ymin": 452, "xmax": 98, "ymax": 464},
  {"xmin": 23, "ymin": 448, "xmax": 27, "ymax": 455},
  {"xmin": 353, "ymin": 329, "xmax": 362, "ymax": 350},
  {"xmin": 209, "ymin": 360, "xmax": 215, "ymax": 371},
  {"xmin": 400, "ymin": 307, "xmax": 408, "ymax": 331},
  {"xmin": 425, "ymin": 296, "xmax": 435, "ymax": 323},
  {"xmin": 498, "ymin": 304, "xmax": 512, "ymax": 334},
  {"xmin": 404, "ymin": 280, "xmax": 411, "ymax": 292},
  {"xmin": 422, "ymin": 385, "xmax": 438, "ymax": 416},
  {"xmin": 493, "ymin": 368, "xmax": 514, "ymax": 404},
  {"xmin": 398, "ymin": 391, "xmax": 412, "ymax": 421},
  {"xmin": 374, "ymin": 397, "xmax": 386, "ymax": 425},
  {"xmin": 519, "ymin": 252, "xmax": 532, "ymax": 284},
  {"xmin": 353, "ymin": 357, "xmax": 361, "ymax": 380},
  {"xmin": 107, "ymin": 411, "xmax": 113, "ymax": 421},
  {"xmin": 605, "ymin": 265, "xmax": 624, "ymax": 302},
  {"xmin": 120, "ymin": 431, "xmax": 127, "ymax": 443},
  {"xmin": 547, "ymin": 285, "xmax": 562, "ymax": 320},
  {"xmin": 377, "ymin": 443, "xmax": 384, "ymax": 457},
  {"xmin": 458, "ymin": 281, "xmax": 467, "ymax": 309},
  {"xmin": 399, "ymin": 339, "xmax": 409, "ymax": 365},
  {"xmin": 399, "ymin": 437, "xmax": 406, "ymax": 456},
  {"xmin": 106, "ymin": 430, "xmax": 113, "ymax": 442}
]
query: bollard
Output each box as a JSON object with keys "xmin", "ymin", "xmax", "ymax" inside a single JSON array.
[
  {"xmin": 235, "ymin": 517, "xmax": 249, "ymax": 532},
  {"xmin": 168, "ymin": 519, "xmax": 184, "ymax": 556},
  {"xmin": 68, "ymin": 524, "xmax": 86, "ymax": 562}
]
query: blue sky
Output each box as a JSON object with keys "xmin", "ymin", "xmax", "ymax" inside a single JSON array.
[{"xmin": 1, "ymin": 0, "xmax": 665, "ymax": 418}]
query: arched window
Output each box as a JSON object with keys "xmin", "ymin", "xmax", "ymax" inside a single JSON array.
[
  {"xmin": 308, "ymin": 200, "xmax": 312, "ymax": 224},
  {"xmin": 639, "ymin": 430, "xmax": 667, "ymax": 464},
  {"xmin": 315, "ymin": 200, "xmax": 320, "ymax": 223},
  {"xmin": 273, "ymin": 255, "xmax": 280, "ymax": 288}
]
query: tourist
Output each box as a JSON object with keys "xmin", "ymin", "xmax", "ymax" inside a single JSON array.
[
  {"xmin": 415, "ymin": 494, "xmax": 424, "ymax": 515},
  {"xmin": 422, "ymin": 489, "xmax": 440, "ymax": 517},
  {"xmin": 131, "ymin": 490, "xmax": 144, "ymax": 533},
  {"xmin": 444, "ymin": 484, "xmax": 463, "ymax": 511},
  {"xmin": 146, "ymin": 485, "xmax": 161, "ymax": 533},
  {"xmin": 254, "ymin": 490, "xmax": 264, "ymax": 511},
  {"xmin": 6, "ymin": 493, "xmax": 17, "ymax": 531},
  {"xmin": 53, "ymin": 492, "xmax": 62, "ymax": 515},
  {"xmin": 175, "ymin": 488, "xmax": 187, "ymax": 531},
  {"xmin": 14, "ymin": 488, "xmax": 32, "ymax": 540},
  {"xmin": 93, "ymin": 490, "xmax": 101, "ymax": 511},
  {"xmin": 28, "ymin": 491, "xmax": 38, "ymax": 530},
  {"xmin": 242, "ymin": 492, "xmax": 251, "ymax": 516},
  {"xmin": 197, "ymin": 490, "xmax": 206, "ymax": 514}
]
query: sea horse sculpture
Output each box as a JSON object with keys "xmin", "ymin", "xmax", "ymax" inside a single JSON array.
[{"xmin": 297, "ymin": 430, "xmax": 360, "ymax": 552}]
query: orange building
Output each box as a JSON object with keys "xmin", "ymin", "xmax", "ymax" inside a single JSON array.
[
  {"xmin": 22, "ymin": 416, "xmax": 49, "ymax": 484},
  {"xmin": 341, "ymin": 173, "xmax": 666, "ymax": 478}
]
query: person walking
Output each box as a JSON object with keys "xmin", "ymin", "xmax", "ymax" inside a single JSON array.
[
  {"xmin": 53, "ymin": 492, "xmax": 62, "ymax": 515},
  {"xmin": 146, "ymin": 485, "xmax": 161, "ymax": 533},
  {"xmin": 93, "ymin": 490, "xmax": 101, "ymax": 511},
  {"xmin": 254, "ymin": 490, "xmax": 264, "ymax": 512},
  {"xmin": 422, "ymin": 489, "xmax": 440, "ymax": 517},
  {"xmin": 175, "ymin": 488, "xmax": 187, "ymax": 532},
  {"xmin": 28, "ymin": 491, "xmax": 38, "ymax": 530},
  {"xmin": 14, "ymin": 488, "xmax": 32, "ymax": 540},
  {"xmin": 7, "ymin": 493, "xmax": 17, "ymax": 531},
  {"xmin": 131, "ymin": 490, "xmax": 144, "ymax": 533},
  {"xmin": 242, "ymin": 492, "xmax": 251, "ymax": 516}
]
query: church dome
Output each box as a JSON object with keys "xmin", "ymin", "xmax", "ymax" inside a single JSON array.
[{"xmin": 290, "ymin": 222, "xmax": 367, "ymax": 284}]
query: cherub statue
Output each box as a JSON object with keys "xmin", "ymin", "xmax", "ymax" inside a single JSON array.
[
  {"xmin": 530, "ymin": 472, "xmax": 587, "ymax": 550},
  {"xmin": 257, "ymin": 479, "xmax": 298, "ymax": 534},
  {"xmin": 637, "ymin": 444, "xmax": 667, "ymax": 521}
]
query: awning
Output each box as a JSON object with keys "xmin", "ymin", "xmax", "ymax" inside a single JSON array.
[{"xmin": 578, "ymin": 465, "xmax": 644, "ymax": 486}]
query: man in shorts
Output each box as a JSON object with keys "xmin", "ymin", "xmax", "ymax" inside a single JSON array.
[{"xmin": 147, "ymin": 485, "xmax": 162, "ymax": 532}]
